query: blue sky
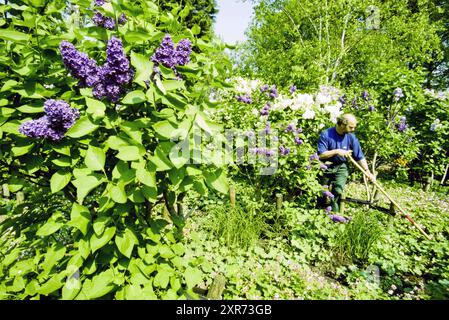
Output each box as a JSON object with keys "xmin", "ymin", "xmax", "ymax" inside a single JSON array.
[{"xmin": 214, "ymin": 0, "xmax": 254, "ymax": 45}]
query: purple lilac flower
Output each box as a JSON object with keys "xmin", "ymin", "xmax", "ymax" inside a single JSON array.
[
  {"xmin": 175, "ymin": 39, "xmax": 192, "ymax": 66},
  {"xmin": 151, "ymin": 34, "xmax": 177, "ymax": 69},
  {"xmin": 285, "ymin": 123, "xmax": 294, "ymax": 132},
  {"xmin": 325, "ymin": 206, "xmax": 332, "ymax": 214},
  {"xmin": 361, "ymin": 90, "xmax": 369, "ymax": 101},
  {"xmin": 44, "ymin": 99, "xmax": 80, "ymax": 131},
  {"xmin": 93, "ymin": 37, "xmax": 133, "ymax": 102},
  {"xmin": 306, "ymin": 165, "xmax": 312, "ymax": 170},
  {"xmin": 260, "ymin": 84, "xmax": 269, "ymax": 92},
  {"xmin": 118, "ymin": 13, "xmax": 127, "ymax": 25},
  {"xmin": 260, "ymin": 104, "xmax": 270, "ymax": 116},
  {"xmin": 323, "ymin": 190, "xmax": 334, "ymax": 199},
  {"xmin": 339, "ymin": 94, "xmax": 346, "ymax": 105},
  {"xmin": 320, "ymin": 163, "xmax": 328, "ymax": 170},
  {"xmin": 309, "ymin": 153, "xmax": 320, "ymax": 161},
  {"xmin": 329, "ymin": 214, "xmax": 350, "ymax": 223},
  {"xmin": 289, "ymin": 85, "xmax": 297, "ymax": 94},
  {"xmin": 236, "ymin": 94, "xmax": 252, "ymax": 104},
  {"xmin": 296, "ymin": 128, "xmax": 303, "ymax": 134},
  {"xmin": 294, "ymin": 137, "xmax": 303, "ymax": 145},
  {"xmin": 60, "ymin": 41, "xmax": 101, "ymax": 88},
  {"xmin": 352, "ymin": 98, "xmax": 358, "ymax": 109},
  {"xmin": 264, "ymin": 122, "xmax": 271, "ymax": 135},
  {"xmin": 19, "ymin": 100, "xmax": 79, "ymax": 141},
  {"xmin": 396, "ymin": 116, "xmax": 408, "ymax": 132},
  {"xmin": 95, "ymin": 0, "xmax": 105, "ymax": 5},
  {"xmin": 368, "ymin": 105, "xmax": 375, "ymax": 112},
  {"xmin": 273, "ymin": 136, "xmax": 279, "ymax": 142},
  {"xmin": 151, "ymin": 34, "xmax": 192, "ymax": 74},
  {"xmin": 269, "ymin": 86, "xmax": 278, "ymax": 99},
  {"xmin": 279, "ymin": 145, "xmax": 290, "ymax": 156},
  {"xmin": 393, "ymin": 88, "xmax": 404, "ymax": 101}
]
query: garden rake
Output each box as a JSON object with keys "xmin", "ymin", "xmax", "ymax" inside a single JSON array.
[{"xmin": 348, "ymin": 156, "xmax": 432, "ymax": 241}]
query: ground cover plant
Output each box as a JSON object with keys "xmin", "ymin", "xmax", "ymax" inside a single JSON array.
[{"xmin": 1, "ymin": 0, "xmax": 449, "ymax": 301}]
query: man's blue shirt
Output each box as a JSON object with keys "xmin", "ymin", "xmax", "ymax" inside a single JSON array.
[{"xmin": 317, "ymin": 127, "xmax": 365, "ymax": 164}]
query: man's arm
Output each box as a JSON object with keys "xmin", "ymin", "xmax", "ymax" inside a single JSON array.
[
  {"xmin": 357, "ymin": 158, "xmax": 376, "ymax": 181},
  {"xmin": 319, "ymin": 149, "xmax": 352, "ymax": 160}
]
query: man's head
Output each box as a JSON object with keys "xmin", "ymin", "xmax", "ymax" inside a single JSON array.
[{"xmin": 336, "ymin": 113, "xmax": 357, "ymax": 134}]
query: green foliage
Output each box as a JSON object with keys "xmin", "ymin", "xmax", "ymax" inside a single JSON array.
[
  {"xmin": 332, "ymin": 210, "xmax": 384, "ymax": 267},
  {"xmin": 0, "ymin": 0, "xmax": 233, "ymax": 300},
  {"xmin": 239, "ymin": 0, "xmax": 442, "ymax": 91}
]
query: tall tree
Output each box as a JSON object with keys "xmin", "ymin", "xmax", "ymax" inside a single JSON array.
[
  {"xmin": 237, "ymin": 0, "xmax": 443, "ymax": 91},
  {"xmin": 159, "ymin": 0, "xmax": 218, "ymax": 37}
]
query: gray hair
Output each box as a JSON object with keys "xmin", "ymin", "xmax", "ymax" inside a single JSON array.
[{"xmin": 337, "ymin": 113, "xmax": 357, "ymax": 126}]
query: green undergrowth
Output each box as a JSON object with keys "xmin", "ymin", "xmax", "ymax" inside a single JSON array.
[{"xmin": 182, "ymin": 179, "xmax": 449, "ymax": 300}]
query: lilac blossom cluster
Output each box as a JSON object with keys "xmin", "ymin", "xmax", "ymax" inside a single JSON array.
[
  {"xmin": 151, "ymin": 34, "xmax": 192, "ymax": 75},
  {"xmin": 294, "ymin": 137, "xmax": 303, "ymax": 145},
  {"xmin": 329, "ymin": 214, "xmax": 350, "ymax": 223},
  {"xmin": 260, "ymin": 84, "xmax": 269, "ymax": 92},
  {"xmin": 92, "ymin": 0, "xmax": 127, "ymax": 30},
  {"xmin": 19, "ymin": 100, "xmax": 79, "ymax": 141},
  {"xmin": 393, "ymin": 88, "xmax": 404, "ymax": 101},
  {"xmin": 322, "ymin": 190, "xmax": 334, "ymax": 199},
  {"xmin": 279, "ymin": 145, "xmax": 290, "ymax": 156},
  {"xmin": 396, "ymin": 116, "xmax": 408, "ymax": 132},
  {"xmin": 252, "ymin": 147, "xmax": 276, "ymax": 157},
  {"xmin": 60, "ymin": 37, "xmax": 133, "ymax": 102},
  {"xmin": 269, "ymin": 85, "xmax": 278, "ymax": 99},
  {"xmin": 260, "ymin": 103, "xmax": 270, "ymax": 116},
  {"xmin": 236, "ymin": 94, "xmax": 252, "ymax": 104},
  {"xmin": 93, "ymin": 37, "xmax": 134, "ymax": 101},
  {"xmin": 368, "ymin": 105, "xmax": 375, "ymax": 112},
  {"xmin": 361, "ymin": 90, "xmax": 369, "ymax": 101},
  {"xmin": 339, "ymin": 94, "xmax": 346, "ymax": 105},
  {"xmin": 309, "ymin": 153, "xmax": 320, "ymax": 161},
  {"xmin": 289, "ymin": 85, "xmax": 297, "ymax": 94}
]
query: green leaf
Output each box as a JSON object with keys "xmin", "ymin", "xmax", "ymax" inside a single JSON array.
[
  {"xmin": 90, "ymin": 226, "xmax": 116, "ymax": 254},
  {"xmin": 11, "ymin": 141, "xmax": 34, "ymax": 157},
  {"xmin": 141, "ymin": 185, "xmax": 158, "ymax": 202},
  {"xmin": 85, "ymin": 145, "xmax": 106, "ymax": 171},
  {"xmin": 116, "ymin": 146, "xmax": 142, "ymax": 161},
  {"xmin": 115, "ymin": 229, "xmax": 139, "ymax": 258},
  {"xmin": 93, "ymin": 215, "xmax": 111, "ymax": 236},
  {"xmin": 149, "ymin": 146, "xmax": 173, "ymax": 171},
  {"xmin": 66, "ymin": 116, "xmax": 98, "ymax": 138},
  {"xmin": 153, "ymin": 120, "xmax": 178, "ymax": 139},
  {"xmin": 184, "ymin": 267, "xmax": 202, "ymax": 288},
  {"xmin": 204, "ymin": 169, "xmax": 229, "ymax": 194},
  {"xmin": 153, "ymin": 270, "xmax": 170, "ymax": 289},
  {"xmin": 36, "ymin": 220, "xmax": 63, "ymax": 237},
  {"xmin": 50, "ymin": 170, "xmax": 72, "ymax": 193},
  {"xmin": 162, "ymin": 93, "xmax": 187, "ymax": 110},
  {"xmin": 155, "ymin": 77, "xmax": 166, "ymax": 95},
  {"xmin": 131, "ymin": 51, "xmax": 153, "ymax": 85},
  {"xmin": 162, "ymin": 79, "xmax": 185, "ymax": 91},
  {"xmin": 71, "ymin": 173, "xmax": 104, "ymax": 203},
  {"xmin": 41, "ymin": 244, "xmax": 66, "ymax": 275},
  {"xmin": 85, "ymin": 97, "xmax": 106, "ymax": 119},
  {"xmin": 68, "ymin": 203, "xmax": 91, "ymax": 236},
  {"xmin": 120, "ymin": 122, "xmax": 143, "ymax": 144},
  {"xmin": 0, "ymin": 29, "xmax": 31, "ymax": 42},
  {"xmin": 122, "ymin": 90, "xmax": 146, "ymax": 104},
  {"xmin": 110, "ymin": 183, "xmax": 127, "ymax": 204},
  {"xmin": 38, "ymin": 273, "xmax": 65, "ymax": 296},
  {"xmin": 136, "ymin": 162, "xmax": 156, "ymax": 187},
  {"xmin": 78, "ymin": 269, "xmax": 115, "ymax": 299},
  {"xmin": 191, "ymin": 24, "xmax": 201, "ymax": 35}
]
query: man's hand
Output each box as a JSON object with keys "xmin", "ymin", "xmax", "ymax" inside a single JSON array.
[
  {"xmin": 337, "ymin": 149, "xmax": 353, "ymax": 158},
  {"xmin": 365, "ymin": 171, "xmax": 377, "ymax": 182}
]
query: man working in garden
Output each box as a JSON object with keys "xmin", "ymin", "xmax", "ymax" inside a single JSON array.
[{"xmin": 318, "ymin": 113, "xmax": 376, "ymax": 213}]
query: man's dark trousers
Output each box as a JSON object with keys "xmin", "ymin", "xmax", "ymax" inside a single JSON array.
[{"xmin": 324, "ymin": 162, "xmax": 349, "ymax": 212}]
